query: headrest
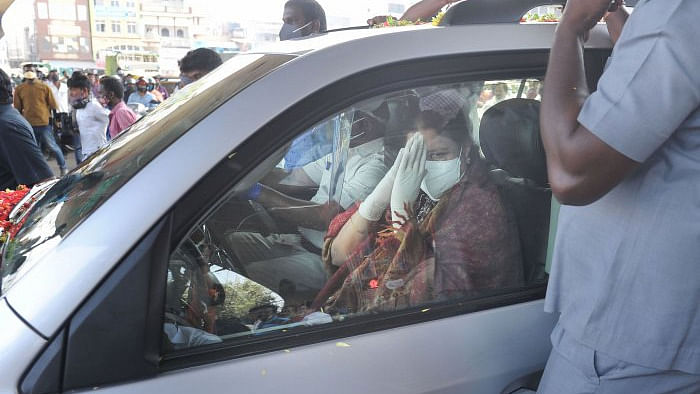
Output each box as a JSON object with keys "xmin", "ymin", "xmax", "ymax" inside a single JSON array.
[{"xmin": 480, "ymin": 98, "xmax": 548, "ymax": 186}]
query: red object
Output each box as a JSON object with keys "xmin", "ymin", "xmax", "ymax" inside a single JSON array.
[
  {"xmin": 0, "ymin": 185, "xmax": 31, "ymax": 239},
  {"xmin": 369, "ymin": 279, "xmax": 379, "ymax": 289}
]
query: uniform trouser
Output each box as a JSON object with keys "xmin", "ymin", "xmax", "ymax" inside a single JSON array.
[
  {"xmin": 537, "ymin": 323, "xmax": 700, "ymax": 394},
  {"xmin": 32, "ymin": 125, "xmax": 66, "ymax": 169}
]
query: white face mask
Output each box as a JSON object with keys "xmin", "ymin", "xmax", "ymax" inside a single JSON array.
[{"xmin": 420, "ymin": 151, "xmax": 461, "ymax": 201}]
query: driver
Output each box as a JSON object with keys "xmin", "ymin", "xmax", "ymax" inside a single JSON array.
[{"xmin": 229, "ymin": 102, "xmax": 389, "ymax": 296}]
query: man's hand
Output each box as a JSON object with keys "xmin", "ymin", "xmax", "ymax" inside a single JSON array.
[{"xmin": 560, "ymin": 0, "xmax": 615, "ymax": 36}]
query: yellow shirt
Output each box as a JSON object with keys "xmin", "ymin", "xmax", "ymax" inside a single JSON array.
[{"xmin": 13, "ymin": 80, "xmax": 58, "ymax": 126}]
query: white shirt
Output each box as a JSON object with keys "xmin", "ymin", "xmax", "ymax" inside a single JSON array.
[
  {"xmin": 299, "ymin": 138, "xmax": 387, "ymax": 248},
  {"xmin": 304, "ymin": 137, "xmax": 386, "ymax": 209},
  {"xmin": 48, "ymin": 82, "xmax": 70, "ymax": 113},
  {"xmin": 76, "ymin": 99, "xmax": 109, "ymax": 158}
]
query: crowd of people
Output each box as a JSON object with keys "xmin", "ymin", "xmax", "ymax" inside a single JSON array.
[{"xmin": 0, "ymin": 45, "xmax": 224, "ymax": 191}]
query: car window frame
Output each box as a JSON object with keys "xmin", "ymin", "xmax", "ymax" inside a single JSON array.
[{"xmin": 161, "ymin": 50, "xmax": 564, "ymax": 371}]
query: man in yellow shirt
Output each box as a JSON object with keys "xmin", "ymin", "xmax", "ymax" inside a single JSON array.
[{"xmin": 13, "ymin": 71, "xmax": 66, "ymax": 175}]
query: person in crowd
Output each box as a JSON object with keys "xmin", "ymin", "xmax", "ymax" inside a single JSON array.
[
  {"xmin": 178, "ymin": 48, "xmax": 223, "ymax": 88},
  {"xmin": 99, "ymin": 76, "xmax": 138, "ymax": 140},
  {"xmin": 127, "ymin": 78, "xmax": 157, "ymax": 109},
  {"xmin": 13, "ymin": 70, "xmax": 67, "ymax": 176},
  {"xmin": 279, "ymin": 0, "xmax": 327, "ymax": 41},
  {"xmin": 67, "ymin": 72, "xmax": 109, "ymax": 163},
  {"xmin": 146, "ymin": 77, "xmax": 164, "ymax": 103},
  {"xmin": 0, "ymin": 69, "xmax": 53, "ymax": 189},
  {"xmin": 492, "ymin": 82, "xmax": 509, "ymax": 102},
  {"xmin": 86, "ymin": 71, "xmax": 100, "ymax": 98},
  {"xmin": 153, "ymin": 75, "xmax": 169, "ymax": 100},
  {"xmin": 538, "ymin": 0, "xmax": 700, "ymax": 391},
  {"xmin": 123, "ymin": 77, "xmax": 136, "ymax": 102},
  {"xmin": 47, "ymin": 69, "xmax": 70, "ymax": 113},
  {"xmin": 313, "ymin": 90, "xmax": 523, "ymax": 314}
]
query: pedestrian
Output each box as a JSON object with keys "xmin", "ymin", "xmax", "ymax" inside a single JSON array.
[
  {"xmin": 0, "ymin": 69, "xmax": 53, "ymax": 189},
  {"xmin": 86, "ymin": 71, "xmax": 100, "ymax": 98},
  {"xmin": 67, "ymin": 72, "xmax": 109, "ymax": 163},
  {"xmin": 99, "ymin": 76, "xmax": 137, "ymax": 140},
  {"xmin": 539, "ymin": 0, "xmax": 700, "ymax": 392},
  {"xmin": 47, "ymin": 70, "xmax": 70, "ymax": 113},
  {"xmin": 279, "ymin": 0, "xmax": 326, "ymax": 41},
  {"xmin": 177, "ymin": 48, "xmax": 222, "ymax": 88},
  {"xmin": 13, "ymin": 70, "xmax": 67, "ymax": 175}
]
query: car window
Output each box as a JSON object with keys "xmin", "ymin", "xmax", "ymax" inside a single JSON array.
[
  {"xmin": 0, "ymin": 54, "xmax": 294, "ymax": 295},
  {"xmin": 163, "ymin": 78, "xmax": 549, "ymax": 353}
]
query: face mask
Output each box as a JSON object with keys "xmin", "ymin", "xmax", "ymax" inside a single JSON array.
[
  {"xmin": 70, "ymin": 97, "xmax": 90, "ymax": 109},
  {"xmin": 279, "ymin": 21, "xmax": 312, "ymax": 41},
  {"xmin": 420, "ymin": 151, "xmax": 461, "ymax": 201},
  {"xmin": 179, "ymin": 74, "xmax": 194, "ymax": 87},
  {"xmin": 49, "ymin": 75, "xmax": 59, "ymax": 82},
  {"xmin": 137, "ymin": 87, "xmax": 147, "ymax": 92}
]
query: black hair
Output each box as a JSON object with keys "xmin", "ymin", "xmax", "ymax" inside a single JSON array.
[
  {"xmin": 0, "ymin": 69, "xmax": 12, "ymax": 104},
  {"xmin": 99, "ymin": 76, "xmax": 124, "ymax": 100},
  {"xmin": 178, "ymin": 48, "xmax": 223, "ymax": 74},
  {"xmin": 416, "ymin": 110, "xmax": 471, "ymax": 146},
  {"xmin": 67, "ymin": 71, "xmax": 90, "ymax": 90},
  {"xmin": 285, "ymin": 0, "xmax": 327, "ymax": 32}
]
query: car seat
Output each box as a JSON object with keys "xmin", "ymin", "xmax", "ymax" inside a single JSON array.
[{"xmin": 479, "ymin": 98, "xmax": 550, "ymax": 284}]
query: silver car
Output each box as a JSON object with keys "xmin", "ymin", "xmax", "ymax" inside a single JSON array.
[{"xmin": 1, "ymin": 1, "xmax": 617, "ymax": 393}]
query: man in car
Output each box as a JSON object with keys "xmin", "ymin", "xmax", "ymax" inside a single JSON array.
[
  {"xmin": 539, "ymin": 0, "xmax": 700, "ymax": 391},
  {"xmin": 0, "ymin": 69, "xmax": 53, "ymax": 189},
  {"xmin": 279, "ymin": 0, "xmax": 326, "ymax": 41},
  {"xmin": 177, "ymin": 48, "xmax": 223, "ymax": 87}
]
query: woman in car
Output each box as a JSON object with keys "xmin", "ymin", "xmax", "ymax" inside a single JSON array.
[{"xmin": 312, "ymin": 90, "xmax": 524, "ymax": 314}]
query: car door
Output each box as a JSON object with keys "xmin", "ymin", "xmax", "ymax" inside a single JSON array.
[{"xmin": 18, "ymin": 32, "xmax": 612, "ymax": 394}]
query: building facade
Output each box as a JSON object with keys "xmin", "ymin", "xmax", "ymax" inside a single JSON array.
[{"xmin": 34, "ymin": 0, "xmax": 95, "ymax": 68}]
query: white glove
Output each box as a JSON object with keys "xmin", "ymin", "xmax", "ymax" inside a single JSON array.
[
  {"xmin": 358, "ymin": 148, "xmax": 405, "ymax": 221},
  {"xmin": 391, "ymin": 134, "xmax": 427, "ymax": 227}
]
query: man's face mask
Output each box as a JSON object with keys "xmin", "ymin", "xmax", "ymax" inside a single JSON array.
[
  {"xmin": 420, "ymin": 148, "xmax": 462, "ymax": 201},
  {"xmin": 179, "ymin": 74, "xmax": 194, "ymax": 87},
  {"xmin": 279, "ymin": 20, "xmax": 312, "ymax": 41},
  {"xmin": 70, "ymin": 94, "xmax": 90, "ymax": 109},
  {"xmin": 49, "ymin": 74, "xmax": 59, "ymax": 82},
  {"xmin": 137, "ymin": 86, "xmax": 147, "ymax": 93}
]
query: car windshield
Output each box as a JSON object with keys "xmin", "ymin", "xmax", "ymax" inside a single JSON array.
[{"xmin": 0, "ymin": 53, "xmax": 294, "ymax": 295}]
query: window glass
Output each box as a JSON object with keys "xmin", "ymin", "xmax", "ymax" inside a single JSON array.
[{"xmin": 163, "ymin": 78, "xmax": 549, "ymax": 353}]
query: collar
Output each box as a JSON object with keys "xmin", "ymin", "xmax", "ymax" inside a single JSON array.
[{"xmin": 348, "ymin": 137, "xmax": 384, "ymax": 157}]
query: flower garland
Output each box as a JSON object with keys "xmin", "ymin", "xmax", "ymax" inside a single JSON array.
[
  {"xmin": 371, "ymin": 11, "xmax": 446, "ymax": 28},
  {"xmin": 0, "ymin": 185, "xmax": 31, "ymax": 243}
]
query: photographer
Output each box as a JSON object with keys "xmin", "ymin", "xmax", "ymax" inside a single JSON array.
[{"xmin": 67, "ymin": 72, "xmax": 109, "ymax": 164}]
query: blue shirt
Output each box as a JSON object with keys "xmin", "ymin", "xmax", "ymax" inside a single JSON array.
[
  {"xmin": 545, "ymin": 0, "xmax": 700, "ymax": 374},
  {"xmin": 0, "ymin": 104, "xmax": 53, "ymax": 189},
  {"xmin": 127, "ymin": 91, "xmax": 156, "ymax": 109}
]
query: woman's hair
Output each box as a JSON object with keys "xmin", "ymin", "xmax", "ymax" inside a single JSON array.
[
  {"xmin": 416, "ymin": 110, "xmax": 472, "ymax": 146},
  {"xmin": 67, "ymin": 71, "xmax": 90, "ymax": 90}
]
